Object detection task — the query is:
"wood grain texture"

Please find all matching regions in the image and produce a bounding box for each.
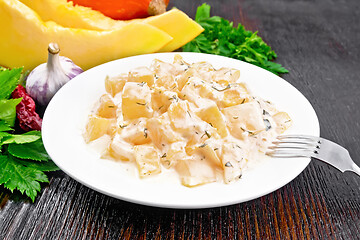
[1,0,360,239]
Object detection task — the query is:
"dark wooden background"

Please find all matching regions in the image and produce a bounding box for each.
[1,0,360,239]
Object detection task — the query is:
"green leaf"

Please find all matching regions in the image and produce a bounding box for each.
[263,60,289,74]
[15,159,59,172]
[182,40,200,52]
[0,120,13,132]
[195,3,211,21]
[0,132,12,149]
[183,3,289,75]
[2,133,40,145]
[8,138,50,161]
[18,70,30,87]
[23,130,41,136]
[0,155,12,185]
[0,155,48,201]
[0,67,22,100]
[0,98,22,127]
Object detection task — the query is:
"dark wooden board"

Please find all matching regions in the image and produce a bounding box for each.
[1,0,360,239]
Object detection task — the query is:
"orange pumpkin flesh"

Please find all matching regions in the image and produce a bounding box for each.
[70,0,169,20]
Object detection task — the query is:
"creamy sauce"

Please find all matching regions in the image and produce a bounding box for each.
[83,55,292,187]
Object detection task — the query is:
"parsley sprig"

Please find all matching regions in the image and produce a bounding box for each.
[0,68,59,201]
[183,3,289,75]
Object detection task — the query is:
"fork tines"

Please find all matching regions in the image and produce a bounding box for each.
[266,135,321,158]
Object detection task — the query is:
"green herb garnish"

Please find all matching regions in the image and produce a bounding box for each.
[199,143,207,148]
[136,102,147,106]
[201,130,211,139]
[212,84,231,92]
[0,68,59,202]
[144,128,148,138]
[183,3,289,75]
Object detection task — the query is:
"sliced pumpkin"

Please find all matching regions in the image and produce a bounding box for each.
[143,9,204,52]
[18,0,203,52]
[0,0,172,71]
[18,0,126,30]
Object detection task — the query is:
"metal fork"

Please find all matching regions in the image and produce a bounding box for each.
[266,135,360,176]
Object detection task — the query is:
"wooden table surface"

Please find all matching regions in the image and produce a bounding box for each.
[1,0,360,239]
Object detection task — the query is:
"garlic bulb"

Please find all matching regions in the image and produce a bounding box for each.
[26,43,83,106]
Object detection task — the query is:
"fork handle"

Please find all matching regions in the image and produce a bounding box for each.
[349,162,360,176]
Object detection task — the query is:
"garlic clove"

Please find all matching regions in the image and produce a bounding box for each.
[26,43,83,106]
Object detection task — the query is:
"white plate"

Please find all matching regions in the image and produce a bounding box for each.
[42,52,319,209]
